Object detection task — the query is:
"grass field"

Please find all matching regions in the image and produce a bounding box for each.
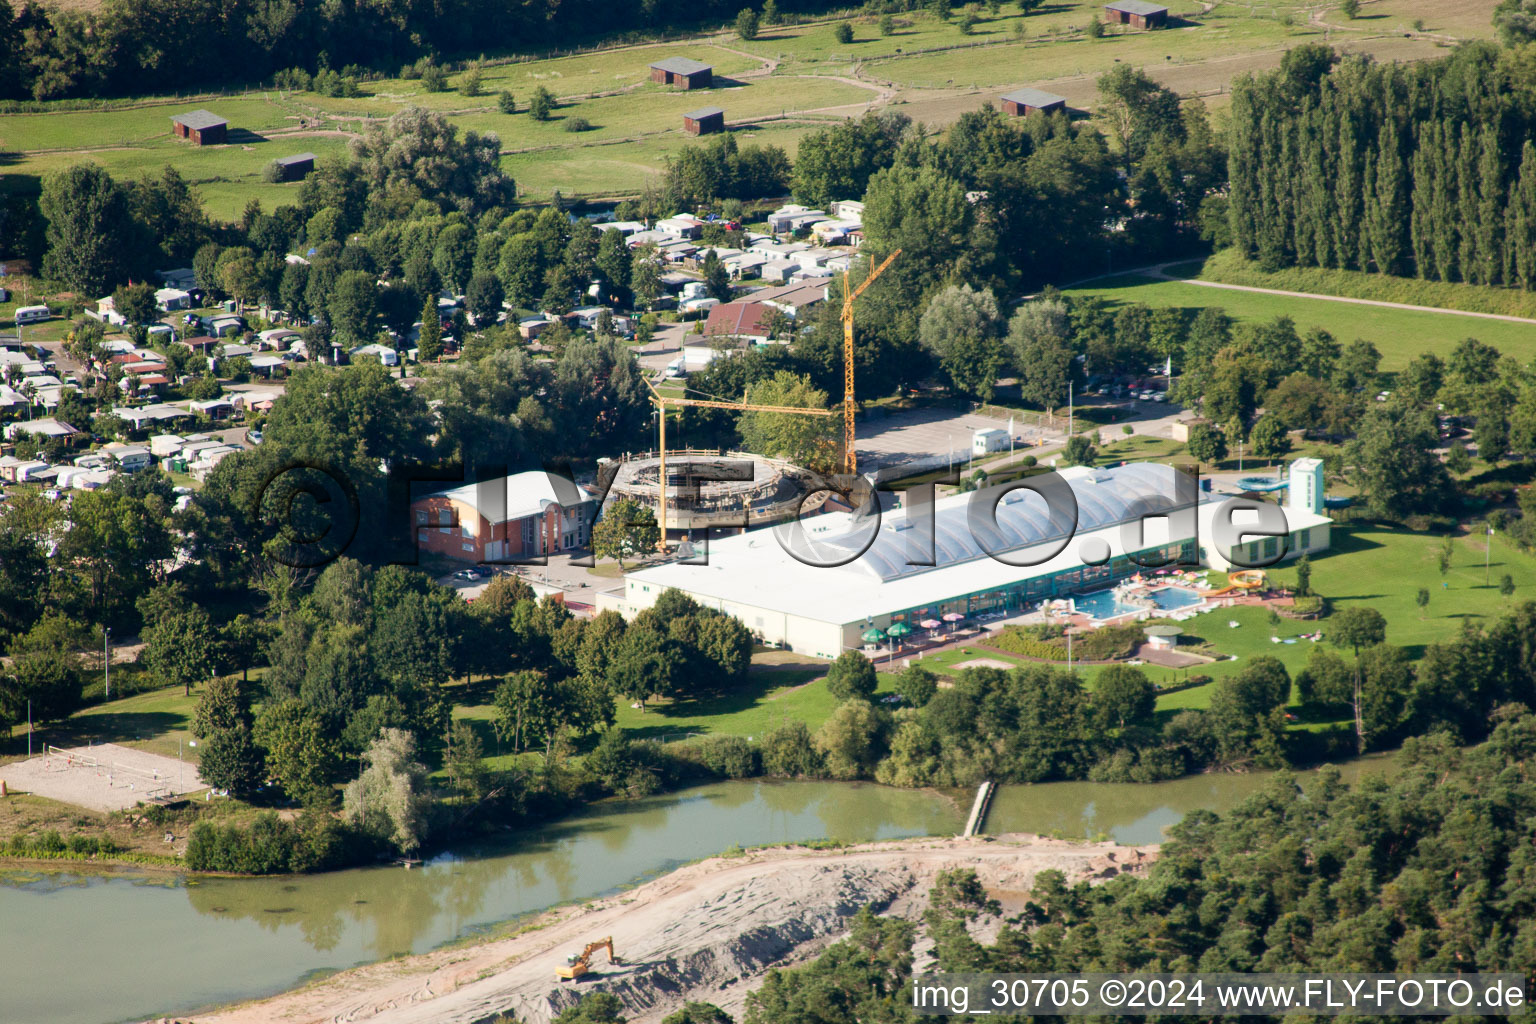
[0,0,1491,214]
[1064,270,1536,370]
[1318,0,1499,36]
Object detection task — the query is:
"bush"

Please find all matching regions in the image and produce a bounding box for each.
[564,117,592,132]
[261,160,284,184]
[826,650,877,701]
[991,623,1142,661]
[879,13,895,35]
[1087,18,1105,37]
[736,7,760,40]
[529,86,555,121]
[760,721,822,777]
[686,735,759,778]
[497,90,516,113]
[273,67,312,91]
[185,812,361,874]
[311,67,360,98]
[420,63,449,93]
[834,21,854,43]
[459,66,483,97]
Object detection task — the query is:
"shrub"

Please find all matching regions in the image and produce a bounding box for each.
[958,11,977,34]
[459,65,484,97]
[261,160,284,184]
[564,117,592,132]
[529,86,555,121]
[879,14,895,35]
[834,21,854,43]
[1087,18,1105,37]
[420,63,449,93]
[736,7,760,40]
[497,90,516,113]
[311,68,360,98]
[691,735,759,778]
[273,67,312,91]
[760,721,821,776]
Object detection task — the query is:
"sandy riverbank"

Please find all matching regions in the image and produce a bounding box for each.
[172,833,1155,1024]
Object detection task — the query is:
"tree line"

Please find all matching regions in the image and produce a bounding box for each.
[1228,40,1536,288]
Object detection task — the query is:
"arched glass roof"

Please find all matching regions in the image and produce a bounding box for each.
[819,463,1188,581]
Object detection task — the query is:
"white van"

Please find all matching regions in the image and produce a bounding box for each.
[14,305,50,325]
[680,297,719,316]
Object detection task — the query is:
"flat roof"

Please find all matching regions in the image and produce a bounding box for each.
[274,152,316,165]
[624,464,1332,626]
[1104,0,1168,14]
[1000,88,1068,108]
[650,57,712,75]
[172,110,227,130]
[685,106,725,119]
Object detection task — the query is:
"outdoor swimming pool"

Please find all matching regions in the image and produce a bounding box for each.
[1073,586,1204,621]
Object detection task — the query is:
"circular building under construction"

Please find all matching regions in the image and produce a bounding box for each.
[598,450,828,535]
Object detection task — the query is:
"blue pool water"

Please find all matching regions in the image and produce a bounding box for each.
[1073,590,1137,619]
[1149,586,1203,611]
[1074,586,1203,620]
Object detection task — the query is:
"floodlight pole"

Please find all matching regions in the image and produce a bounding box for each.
[1486,526,1494,586]
[104,626,111,700]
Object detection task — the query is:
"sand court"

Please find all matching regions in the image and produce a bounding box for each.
[0,743,206,812]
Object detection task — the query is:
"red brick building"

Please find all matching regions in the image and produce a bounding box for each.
[650,57,713,90]
[412,471,596,563]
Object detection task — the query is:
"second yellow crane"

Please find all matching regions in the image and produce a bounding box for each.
[839,248,900,475]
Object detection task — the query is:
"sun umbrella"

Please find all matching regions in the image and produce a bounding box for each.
[919,619,942,629]
[942,612,964,622]
[887,621,913,638]
[861,627,886,643]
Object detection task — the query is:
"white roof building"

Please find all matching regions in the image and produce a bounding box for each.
[599,462,1334,659]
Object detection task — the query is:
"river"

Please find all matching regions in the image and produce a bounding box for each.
[0,760,1391,1024]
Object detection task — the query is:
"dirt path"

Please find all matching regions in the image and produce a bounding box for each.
[184,833,1154,1024]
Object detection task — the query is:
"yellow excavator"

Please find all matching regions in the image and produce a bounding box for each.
[556,936,619,981]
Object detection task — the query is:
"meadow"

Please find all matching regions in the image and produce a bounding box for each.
[0,0,1495,216]
[1063,270,1536,369]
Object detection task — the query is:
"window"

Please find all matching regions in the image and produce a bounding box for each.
[415,510,427,525]
[462,542,475,552]
[1263,537,1279,559]
[437,508,451,526]
[1297,528,1311,550]
[461,525,473,539]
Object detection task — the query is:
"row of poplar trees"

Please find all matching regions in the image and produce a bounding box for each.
[1228,40,1536,289]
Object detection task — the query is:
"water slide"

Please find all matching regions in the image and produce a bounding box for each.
[1203,569,1267,597]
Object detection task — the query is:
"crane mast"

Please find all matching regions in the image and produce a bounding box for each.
[840,249,899,476]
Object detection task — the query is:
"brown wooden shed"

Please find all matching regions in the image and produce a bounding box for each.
[1103,0,1169,28]
[683,106,725,136]
[999,88,1068,117]
[273,152,316,181]
[649,57,713,90]
[171,110,228,146]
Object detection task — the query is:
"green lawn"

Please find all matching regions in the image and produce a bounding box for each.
[46,684,199,763]
[1064,271,1536,370]
[865,7,1311,90]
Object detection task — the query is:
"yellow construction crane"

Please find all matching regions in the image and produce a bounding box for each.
[556,936,619,981]
[644,380,835,550]
[840,249,900,475]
